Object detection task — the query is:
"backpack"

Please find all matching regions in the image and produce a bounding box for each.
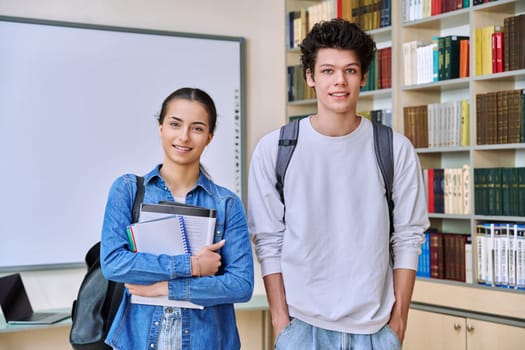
[69,176,145,350]
[275,119,394,234]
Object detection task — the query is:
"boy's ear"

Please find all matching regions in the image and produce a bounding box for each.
[360,73,367,87]
[305,68,315,87]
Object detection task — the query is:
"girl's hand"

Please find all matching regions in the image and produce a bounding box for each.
[125,281,168,297]
[191,240,225,277]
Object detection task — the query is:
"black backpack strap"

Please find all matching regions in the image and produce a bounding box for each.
[85,241,101,268]
[276,119,300,204]
[132,176,145,223]
[106,176,144,330]
[372,121,395,235]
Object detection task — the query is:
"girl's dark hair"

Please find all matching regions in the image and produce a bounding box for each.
[157,87,217,134]
[300,18,376,79]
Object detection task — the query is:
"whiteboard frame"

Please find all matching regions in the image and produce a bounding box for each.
[0,16,245,271]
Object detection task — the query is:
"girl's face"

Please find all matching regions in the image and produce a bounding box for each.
[159,98,213,168]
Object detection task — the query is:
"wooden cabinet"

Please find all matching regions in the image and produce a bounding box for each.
[405,308,525,350]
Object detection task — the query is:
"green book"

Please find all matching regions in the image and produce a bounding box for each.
[444,35,469,80]
[518,167,525,216]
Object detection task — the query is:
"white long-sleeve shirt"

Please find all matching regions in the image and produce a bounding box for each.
[248,117,429,334]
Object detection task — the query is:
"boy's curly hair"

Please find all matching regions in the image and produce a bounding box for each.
[300,18,376,79]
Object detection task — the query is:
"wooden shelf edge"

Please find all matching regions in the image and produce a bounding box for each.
[413,279,525,320]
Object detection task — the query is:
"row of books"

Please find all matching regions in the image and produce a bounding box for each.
[403,99,469,149]
[473,167,525,217]
[402,0,469,23]
[288,1,335,49]
[339,0,392,31]
[417,230,472,283]
[424,166,470,215]
[359,108,393,128]
[361,46,392,91]
[287,65,315,102]
[288,1,393,50]
[402,35,469,86]
[476,222,525,290]
[475,14,525,76]
[476,89,525,145]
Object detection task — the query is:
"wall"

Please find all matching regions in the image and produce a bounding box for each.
[0,0,285,348]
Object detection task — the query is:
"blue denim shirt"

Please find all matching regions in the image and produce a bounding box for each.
[100,165,254,350]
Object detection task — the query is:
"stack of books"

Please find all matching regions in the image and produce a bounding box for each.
[127,202,216,309]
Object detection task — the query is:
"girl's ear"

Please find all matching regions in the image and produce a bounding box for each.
[206,133,214,146]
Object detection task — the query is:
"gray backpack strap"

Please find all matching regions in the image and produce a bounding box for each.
[372,121,394,235]
[276,119,300,204]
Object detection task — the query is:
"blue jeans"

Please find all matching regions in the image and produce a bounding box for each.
[157,307,182,350]
[275,318,401,350]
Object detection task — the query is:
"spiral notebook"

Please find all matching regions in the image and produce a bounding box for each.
[126,203,216,309]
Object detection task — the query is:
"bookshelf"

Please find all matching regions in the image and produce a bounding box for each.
[285,0,525,345]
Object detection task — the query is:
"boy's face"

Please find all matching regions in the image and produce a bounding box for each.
[306,48,366,115]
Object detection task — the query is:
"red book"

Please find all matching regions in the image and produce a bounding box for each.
[336,0,342,18]
[427,168,435,213]
[492,31,504,73]
[434,0,443,15]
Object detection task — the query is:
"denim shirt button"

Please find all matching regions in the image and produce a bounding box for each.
[150,344,155,348]
[154,321,159,326]
[188,193,192,197]
[184,329,189,334]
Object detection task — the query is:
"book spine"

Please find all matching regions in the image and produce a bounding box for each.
[465,237,473,283]
[517,225,525,289]
[127,227,137,253]
[521,90,525,143]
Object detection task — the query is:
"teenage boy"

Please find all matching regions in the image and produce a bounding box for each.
[248,19,429,349]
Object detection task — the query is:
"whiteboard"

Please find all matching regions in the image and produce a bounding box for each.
[0,17,245,270]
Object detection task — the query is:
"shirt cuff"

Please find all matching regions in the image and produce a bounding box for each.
[260,256,282,277]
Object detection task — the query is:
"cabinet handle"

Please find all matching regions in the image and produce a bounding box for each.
[467,324,474,333]
[453,323,462,330]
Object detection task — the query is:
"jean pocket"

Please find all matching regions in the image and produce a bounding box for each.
[384,324,402,348]
[273,318,297,348]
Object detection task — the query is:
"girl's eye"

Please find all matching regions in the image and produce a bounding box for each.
[193,126,205,133]
[169,122,180,128]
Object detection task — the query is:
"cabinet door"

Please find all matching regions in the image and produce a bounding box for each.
[404,309,466,350]
[466,318,525,350]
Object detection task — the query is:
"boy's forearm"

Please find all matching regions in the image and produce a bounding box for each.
[390,268,417,342]
[263,272,290,336]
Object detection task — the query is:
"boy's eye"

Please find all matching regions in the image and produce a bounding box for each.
[346,68,357,74]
